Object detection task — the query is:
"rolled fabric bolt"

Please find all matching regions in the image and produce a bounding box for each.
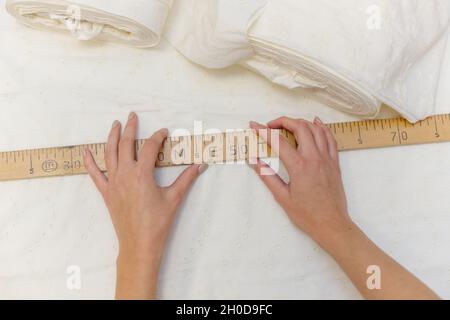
[166,0,450,122]
[5,0,173,47]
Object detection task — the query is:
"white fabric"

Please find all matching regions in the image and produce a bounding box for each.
[166,0,450,122]
[6,0,450,121]
[5,0,173,47]
[3,3,450,299]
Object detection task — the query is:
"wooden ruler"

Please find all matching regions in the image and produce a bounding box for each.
[1,114,450,182]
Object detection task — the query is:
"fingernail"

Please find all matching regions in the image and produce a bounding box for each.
[249,121,261,128]
[112,120,119,129]
[160,128,169,136]
[198,164,209,175]
[314,117,323,124]
[128,112,136,120]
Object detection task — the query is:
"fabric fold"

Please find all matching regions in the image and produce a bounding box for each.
[5,0,173,47]
[5,0,450,121]
[166,0,450,122]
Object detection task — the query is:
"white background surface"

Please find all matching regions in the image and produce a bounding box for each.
[1,2,450,299]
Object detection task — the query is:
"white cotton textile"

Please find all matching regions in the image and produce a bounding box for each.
[5,0,173,47]
[166,0,450,122]
[2,5,450,299]
[5,0,450,121]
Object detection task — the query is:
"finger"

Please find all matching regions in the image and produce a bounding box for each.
[119,112,138,164]
[83,147,108,197]
[319,121,339,161]
[311,117,329,156]
[268,117,319,157]
[105,120,121,175]
[139,128,169,172]
[167,164,208,205]
[249,159,289,204]
[249,121,298,171]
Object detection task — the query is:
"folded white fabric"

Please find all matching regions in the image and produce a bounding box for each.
[166,0,450,122]
[5,0,173,47]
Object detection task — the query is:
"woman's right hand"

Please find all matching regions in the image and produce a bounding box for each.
[249,117,354,249]
[250,117,439,300]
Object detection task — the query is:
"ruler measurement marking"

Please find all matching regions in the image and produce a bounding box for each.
[70,148,74,174]
[222,133,227,163]
[29,153,34,176]
[396,120,402,145]
[357,122,363,145]
[2,115,450,181]
[434,117,440,138]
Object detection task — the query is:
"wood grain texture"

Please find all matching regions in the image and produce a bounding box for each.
[1,115,450,181]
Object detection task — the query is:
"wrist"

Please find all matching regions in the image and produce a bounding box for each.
[314,218,362,254]
[116,250,162,280]
[115,251,162,300]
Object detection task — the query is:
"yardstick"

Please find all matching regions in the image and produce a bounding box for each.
[1,114,450,182]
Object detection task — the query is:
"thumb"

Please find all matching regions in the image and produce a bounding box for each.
[168,164,209,204]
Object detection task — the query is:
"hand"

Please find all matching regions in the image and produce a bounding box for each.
[249,117,352,249]
[83,112,208,299]
[250,117,439,300]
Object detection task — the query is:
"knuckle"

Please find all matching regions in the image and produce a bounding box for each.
[119,137,134,148]
[136,164,150,177]
[106,137,117,148]
[308,157,323,169]
[150,136,161,146]
[145,138,160,151]
[105,147,115,158]
[280,116,293,125]
[107,135,118,146]
[298,120,310,128]
[295,122,308,133]
[108,129,116,139]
